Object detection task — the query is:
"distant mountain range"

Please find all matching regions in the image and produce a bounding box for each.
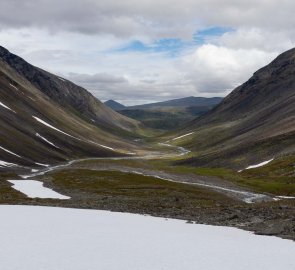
[0,46,143,168]
[126,96,223,110]
[104,97,223,130]
[171,47,295,168]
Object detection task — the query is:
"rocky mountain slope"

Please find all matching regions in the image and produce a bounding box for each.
[0,46,143,169]
[171,48,295,168]
[0,47,141,136]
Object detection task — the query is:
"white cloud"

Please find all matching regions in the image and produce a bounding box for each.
[219,28,295,52]
[0,1,295,104]
[1,1,295,39]
[181,44,277,94]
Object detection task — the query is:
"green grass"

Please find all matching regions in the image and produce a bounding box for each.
[0,172,30,203]
[50,169,235,208]
[73,156,295,196]
[169,165,295,196]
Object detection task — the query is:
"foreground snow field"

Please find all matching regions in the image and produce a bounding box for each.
[0,206,294,270]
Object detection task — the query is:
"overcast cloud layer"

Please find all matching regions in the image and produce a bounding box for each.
[1,0,295,105]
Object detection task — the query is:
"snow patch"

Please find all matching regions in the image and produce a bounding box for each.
[0,146,22,158]
[239,159,274,172]
[8,180,70,199]
[36,133,60,149]
[33,116,77,139]
[172,132,194,141]
[0,205,294,270]
[0,160,17,167]
[88,140,115,151]
[276,195,295,200]
[35,162,50,167]
[9,83,19,91]
[0,101,16,113]
[33,116,115,151]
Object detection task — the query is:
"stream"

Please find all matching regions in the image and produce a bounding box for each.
[13,142,283,203]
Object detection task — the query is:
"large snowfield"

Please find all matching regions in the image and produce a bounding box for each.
[0,205,294,270]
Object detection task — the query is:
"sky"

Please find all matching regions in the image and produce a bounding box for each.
[1,0,295,105]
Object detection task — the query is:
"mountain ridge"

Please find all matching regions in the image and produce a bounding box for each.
[0,46,140,135]
[0,46,144,169]
[171,47,295,168]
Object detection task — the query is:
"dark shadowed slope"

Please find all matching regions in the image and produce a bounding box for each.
[0,46,144,169]
[0,46,141,136]
[170,48,295,168]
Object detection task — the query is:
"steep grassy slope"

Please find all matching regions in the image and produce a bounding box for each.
[167,48,295,169]
[0,47,145,169]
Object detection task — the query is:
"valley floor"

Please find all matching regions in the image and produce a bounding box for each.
[0,142,295,240]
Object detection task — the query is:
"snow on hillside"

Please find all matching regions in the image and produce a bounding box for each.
[172,132,194,141]
[239,159,274,172]
[0,101,16,113]
[33,116,77,139]
[33,116,116,152]
[0,205,294,270]
[88,140,115,151]
[9,83,19,91]
[0,146,22,158]
[35,162,50,167]
[36,133,60,148]
[0,160,17,167]
[245,159,274,170]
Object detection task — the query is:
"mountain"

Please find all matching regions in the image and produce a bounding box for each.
[0,47,140,136]
[171,48,295,168]
[126,96,223,110]
[104,100,126,110]
[0,46,143,169]
[116,97,223,130]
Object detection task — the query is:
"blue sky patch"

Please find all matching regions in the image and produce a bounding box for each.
[193,27,233,45]
[112,26,233,56]
[114,38,192,57]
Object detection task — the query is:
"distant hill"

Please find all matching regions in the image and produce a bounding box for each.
[127,96,223,110]
[104,100,126,110]
[105,97,222,130]
[112,97,222,130]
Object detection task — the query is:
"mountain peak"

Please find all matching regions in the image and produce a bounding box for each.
[104,100,126,110]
